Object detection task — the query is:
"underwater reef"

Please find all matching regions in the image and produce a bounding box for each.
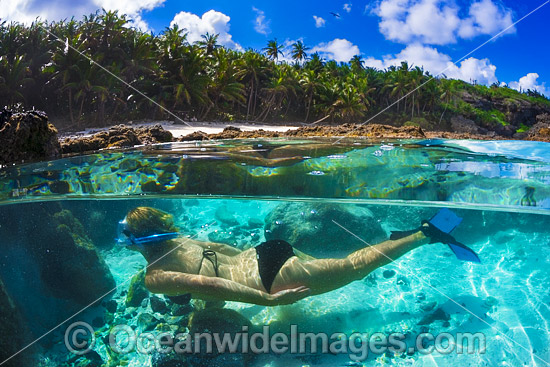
[0,278,30,367]
[0,203,116,364]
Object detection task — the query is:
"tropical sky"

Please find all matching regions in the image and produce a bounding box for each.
[1,0,548,96]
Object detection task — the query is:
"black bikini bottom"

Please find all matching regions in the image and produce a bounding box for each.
[255,239,296,293]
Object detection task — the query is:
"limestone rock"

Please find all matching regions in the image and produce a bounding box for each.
[61,124,173,154]
[0,109,60,164]
[450,116,485,135]
[527,113,550,142]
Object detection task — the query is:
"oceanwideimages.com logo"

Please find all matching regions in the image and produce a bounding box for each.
[65,322,486,361]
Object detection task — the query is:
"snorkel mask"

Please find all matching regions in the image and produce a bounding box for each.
[116,217,180,247]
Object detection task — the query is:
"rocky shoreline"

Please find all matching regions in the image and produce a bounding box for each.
[1,108,550,164]
[60,113,550,156]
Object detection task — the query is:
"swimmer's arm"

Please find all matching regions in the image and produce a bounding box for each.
[145,270,309,306]
[197,241,242,256]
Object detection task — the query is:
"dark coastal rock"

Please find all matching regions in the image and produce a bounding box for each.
[450,116,485,135]
[0,109,60,164]
[178,130,209,141]
[61,124,173,154]
[527,113,550,142]
[459,90,550,130]
[126,271,150,307]
[285,123,426,139]
[264,202,386,257]
[0,278,32,366]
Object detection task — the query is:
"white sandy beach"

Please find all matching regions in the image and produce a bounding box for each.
[59,121,301,139]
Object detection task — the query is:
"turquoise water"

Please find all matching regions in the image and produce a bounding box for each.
[0,138,549,366]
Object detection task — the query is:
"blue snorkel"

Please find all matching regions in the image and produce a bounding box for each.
[116,217,180,247]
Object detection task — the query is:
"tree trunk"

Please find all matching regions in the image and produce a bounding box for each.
[246,81,253,121]
[304,93,313,123]
[438,103,448,126]
[68,89,75,126]
[411,93,414,119]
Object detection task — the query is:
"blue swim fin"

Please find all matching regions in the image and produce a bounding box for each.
[447,241,481,263]
[425,208,480,263]
[428,208,462,234]
[390,209,480,263]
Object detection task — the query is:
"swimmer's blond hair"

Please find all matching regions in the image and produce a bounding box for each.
[126,207,177,238]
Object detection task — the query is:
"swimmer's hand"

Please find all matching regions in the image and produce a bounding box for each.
[269,286,311,305]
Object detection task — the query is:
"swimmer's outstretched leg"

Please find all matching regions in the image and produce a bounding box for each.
[271,230,429,295]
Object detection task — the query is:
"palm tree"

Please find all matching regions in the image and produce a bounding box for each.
[0,55,34,105]
[299,69,324,122]
[235,50,268,120]
[202,48,245,119]
[263,39,284,61]
[332,83,367,121]
[290,41,309,63]
[350,55,364,74]
[198,33,219,55]
[438,79,458,125]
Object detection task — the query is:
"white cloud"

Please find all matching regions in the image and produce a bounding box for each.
[313,15,326,28]
[252,7,271,35]
[170,10,241,50]
[459,0,515,38]
[364,44,497,85]
[0,0,164,31]
[509,73,549,96]
[373,0,515,45]
[343,3,352,13]
[311,38,360,62]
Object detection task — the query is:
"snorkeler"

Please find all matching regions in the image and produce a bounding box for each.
[118,207,479,306]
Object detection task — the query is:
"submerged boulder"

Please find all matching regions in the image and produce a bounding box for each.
[0,278,32,366]
[264,202,386,257]
[126,271,150,308]
[19,207,115,305]
[0,108,60,164]
[28,209,116,305]
[188,308,253,367]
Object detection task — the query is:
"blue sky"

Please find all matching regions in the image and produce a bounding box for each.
[1,0,549,95]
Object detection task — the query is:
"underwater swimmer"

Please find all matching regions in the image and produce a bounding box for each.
[118,207,479,306]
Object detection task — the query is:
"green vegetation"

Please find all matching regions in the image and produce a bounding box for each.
[1,10,548,129]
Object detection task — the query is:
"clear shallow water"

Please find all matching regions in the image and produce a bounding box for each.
[0,138,549,367]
